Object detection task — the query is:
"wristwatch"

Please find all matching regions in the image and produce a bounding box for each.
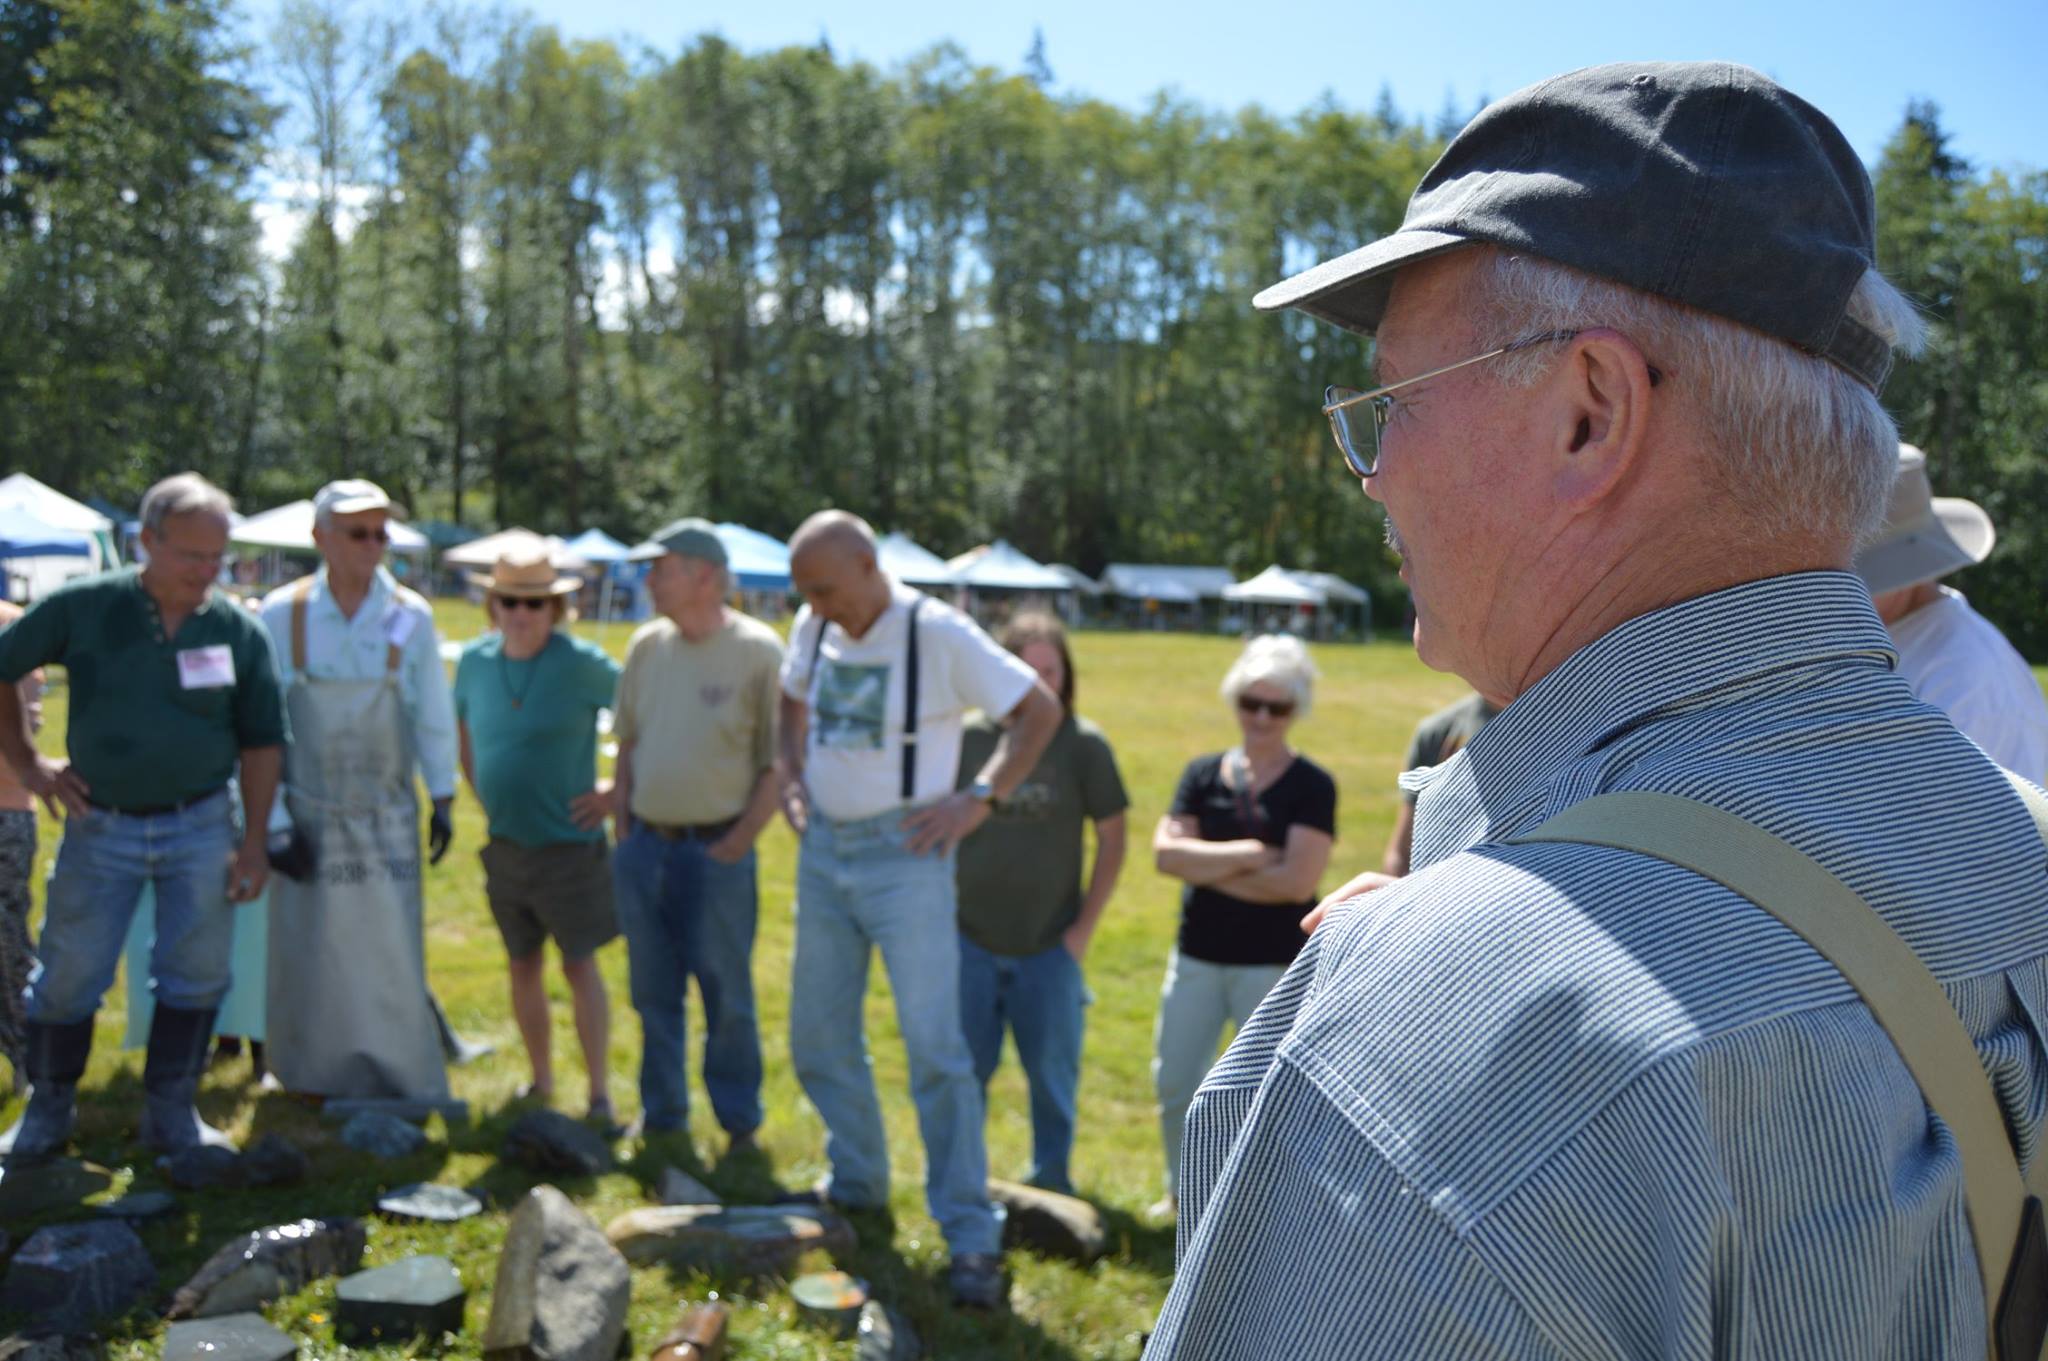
[967,779,1000,810]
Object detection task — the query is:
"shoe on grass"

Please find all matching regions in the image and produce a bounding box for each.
[947,1252,1007,1309]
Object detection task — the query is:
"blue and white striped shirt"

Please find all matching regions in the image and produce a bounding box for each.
[1148,572,2048,1359]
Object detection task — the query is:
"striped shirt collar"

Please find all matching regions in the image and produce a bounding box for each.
[1407,572,1899,856]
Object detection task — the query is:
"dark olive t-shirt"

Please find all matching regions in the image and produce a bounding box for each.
[1172,752,1337,967]
[955,712,1129,957]
[1400,693,1499,803]
[0,568,288,809]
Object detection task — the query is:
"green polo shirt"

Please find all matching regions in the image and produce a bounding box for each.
[0,567,288,810]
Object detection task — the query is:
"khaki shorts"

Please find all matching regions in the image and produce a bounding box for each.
[479,838,619,961]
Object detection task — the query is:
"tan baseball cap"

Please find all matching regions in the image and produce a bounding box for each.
[1853,445,1995,596]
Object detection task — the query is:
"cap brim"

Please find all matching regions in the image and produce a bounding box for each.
[625,541,666,562]
[324,494,391,516]
[1253,228,1476,334]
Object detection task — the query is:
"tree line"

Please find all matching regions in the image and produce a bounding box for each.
[2,0,2043,644]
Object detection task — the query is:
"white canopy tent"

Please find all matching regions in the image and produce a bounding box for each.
[439,528,586,571]
[877,531,955,586]
[1100,563,1234,602]
[1224,565,1329,607]
[1047,564,1102,595]
[0,472,118,597]
[230,499,430,554]
[945,540,1071,592]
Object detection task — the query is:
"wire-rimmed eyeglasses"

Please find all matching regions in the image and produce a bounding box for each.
[1323,329,1663,478]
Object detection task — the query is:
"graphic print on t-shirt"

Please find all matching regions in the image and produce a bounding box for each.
[814,658,890,750]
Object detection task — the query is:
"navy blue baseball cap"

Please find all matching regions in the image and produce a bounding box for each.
[1255,62,1895,391]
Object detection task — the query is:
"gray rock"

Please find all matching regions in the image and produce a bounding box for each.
[0,1336,105,1360]
[656,1166,721,1206]
[791,1271,867,1337]
[240,1133,310,1187]
[95,1190,178,1221]
[482,1184,629,1361]
[0,1221,154,1333]
[321,1097,470,1128]
[378,1182,484,1223]
[161,1313,298,1361]
[335,1255,465,1344]
[159,1144,243,1190]
[166,1217,367,1321]
[856,1300,922,1361]
[340,1111,427,1159]
[606,1204,856,1277]
[989,1178,1107,1263]
[0,1160,112,1217]
[502,1110,614,1177]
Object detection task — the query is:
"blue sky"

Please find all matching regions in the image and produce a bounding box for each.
[237,0,2042,172]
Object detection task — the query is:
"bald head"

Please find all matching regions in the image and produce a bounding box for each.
[789,510,877,567]
[790,508,893,639]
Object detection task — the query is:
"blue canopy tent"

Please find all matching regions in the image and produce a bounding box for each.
[561,528,638,620]
[714,523,791,593]
[0,504,96,559]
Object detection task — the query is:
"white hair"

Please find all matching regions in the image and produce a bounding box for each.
[1467,250,1926,545]
[1221,634,1319,718]
[140,472,233,534]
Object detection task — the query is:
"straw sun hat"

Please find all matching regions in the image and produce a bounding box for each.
[467,547,581,598]
[1853,445,1996,597]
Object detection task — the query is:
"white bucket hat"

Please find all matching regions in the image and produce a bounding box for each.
[1853,445,1995,596]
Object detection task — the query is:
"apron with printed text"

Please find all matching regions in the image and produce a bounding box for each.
[265,584,448,1099]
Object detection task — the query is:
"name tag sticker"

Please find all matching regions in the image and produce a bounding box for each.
[177,645,236,689]
[383,608,418,648]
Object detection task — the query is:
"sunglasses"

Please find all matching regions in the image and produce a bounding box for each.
[342,527,390,544]
[1237,696,1296,719]
[495,595,552,611]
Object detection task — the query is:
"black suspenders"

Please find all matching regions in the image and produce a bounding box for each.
[805,596,925,803]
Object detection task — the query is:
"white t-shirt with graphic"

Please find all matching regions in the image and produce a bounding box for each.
[781,581,1038,823]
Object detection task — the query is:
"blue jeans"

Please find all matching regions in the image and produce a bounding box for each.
[957,934,1087,1195]
[790,809,998,1257]
[28,791,238,1025]
[612,822,763,1135]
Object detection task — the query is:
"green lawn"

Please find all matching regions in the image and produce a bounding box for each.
[0,614,1468,1358]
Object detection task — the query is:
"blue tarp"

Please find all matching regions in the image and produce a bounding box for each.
[716,523,791,592]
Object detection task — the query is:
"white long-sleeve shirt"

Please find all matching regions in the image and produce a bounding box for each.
[258,565,459,806]
[1890,584,2048,784]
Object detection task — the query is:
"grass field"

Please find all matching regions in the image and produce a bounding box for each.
[0,611,1473,1359]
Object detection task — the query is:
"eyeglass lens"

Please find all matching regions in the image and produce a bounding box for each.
[497,595,549,611]
[1238,696,1296,718]
[345,527,390,543]
[1323,386,1383,478]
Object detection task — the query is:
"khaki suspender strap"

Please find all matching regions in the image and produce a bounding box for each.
[289,575,404,676]
[288,576,315,673]
[1509,788,2048,1353]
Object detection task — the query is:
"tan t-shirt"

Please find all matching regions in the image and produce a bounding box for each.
[0,600,43,813]
[615,609,783,825]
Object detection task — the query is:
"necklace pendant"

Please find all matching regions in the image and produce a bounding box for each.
[511,698,521,710]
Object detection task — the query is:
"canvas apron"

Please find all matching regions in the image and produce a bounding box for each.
[265,582,448,1099]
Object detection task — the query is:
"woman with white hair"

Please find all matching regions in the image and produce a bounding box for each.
[1148,633,1336,1219]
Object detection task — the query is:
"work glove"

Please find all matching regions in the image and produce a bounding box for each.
[266,827,316,883]
[428,804,454,866]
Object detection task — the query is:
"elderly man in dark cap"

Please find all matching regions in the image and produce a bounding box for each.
[1148,64,2048,1359]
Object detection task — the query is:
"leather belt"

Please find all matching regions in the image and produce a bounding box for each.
[642,817,738,843]
[89,787,228,818]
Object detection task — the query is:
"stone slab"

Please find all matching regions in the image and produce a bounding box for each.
[656,1166,721,1207]
[502,1109,615,1177]
[161,1313,299,1361]
[0,1160,112,1218]
[167,1217,367,1321]
[378,1182,483,1223]
[240,1133,310,1187]
[989,1178,1108,1263]
[340,1110,428,1159]
[606,1204,856,1276]
[95,1190,179,1221]
[159,1145,242,1191]
[0,1336,105,1360]
[482,1185,629,1361]
[0,1221,154,1333]
[335,1255,465,1344]
[791,1271,867,1337]
[855,1300,922,1361]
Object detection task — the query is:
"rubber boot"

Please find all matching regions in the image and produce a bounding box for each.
[139,1003,236,1153]
[0,1017,94,1163]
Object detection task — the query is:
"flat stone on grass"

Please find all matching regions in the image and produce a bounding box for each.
[989,1179,1108,1263]
[502,1110,614,1177]
[656,1166,721,1206]
[0,1160,112,1217]
[340,1111,428,1159]
[0,1221,154,1333]
[159,1145,242,1191]
[167,1218,367,1321]
[335,1255,465,1344]
[321,1097,470,1127]
[240,1134,310,1187]
[161,1313,298,1361]
[606,1204,856,1277]
[95,1190,178,1222]
[378,1182,483,1223]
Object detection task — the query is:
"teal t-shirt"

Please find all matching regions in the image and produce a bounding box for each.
[453,632,621,847]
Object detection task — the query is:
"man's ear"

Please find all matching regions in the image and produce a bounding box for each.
[1550,328,1657,507]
